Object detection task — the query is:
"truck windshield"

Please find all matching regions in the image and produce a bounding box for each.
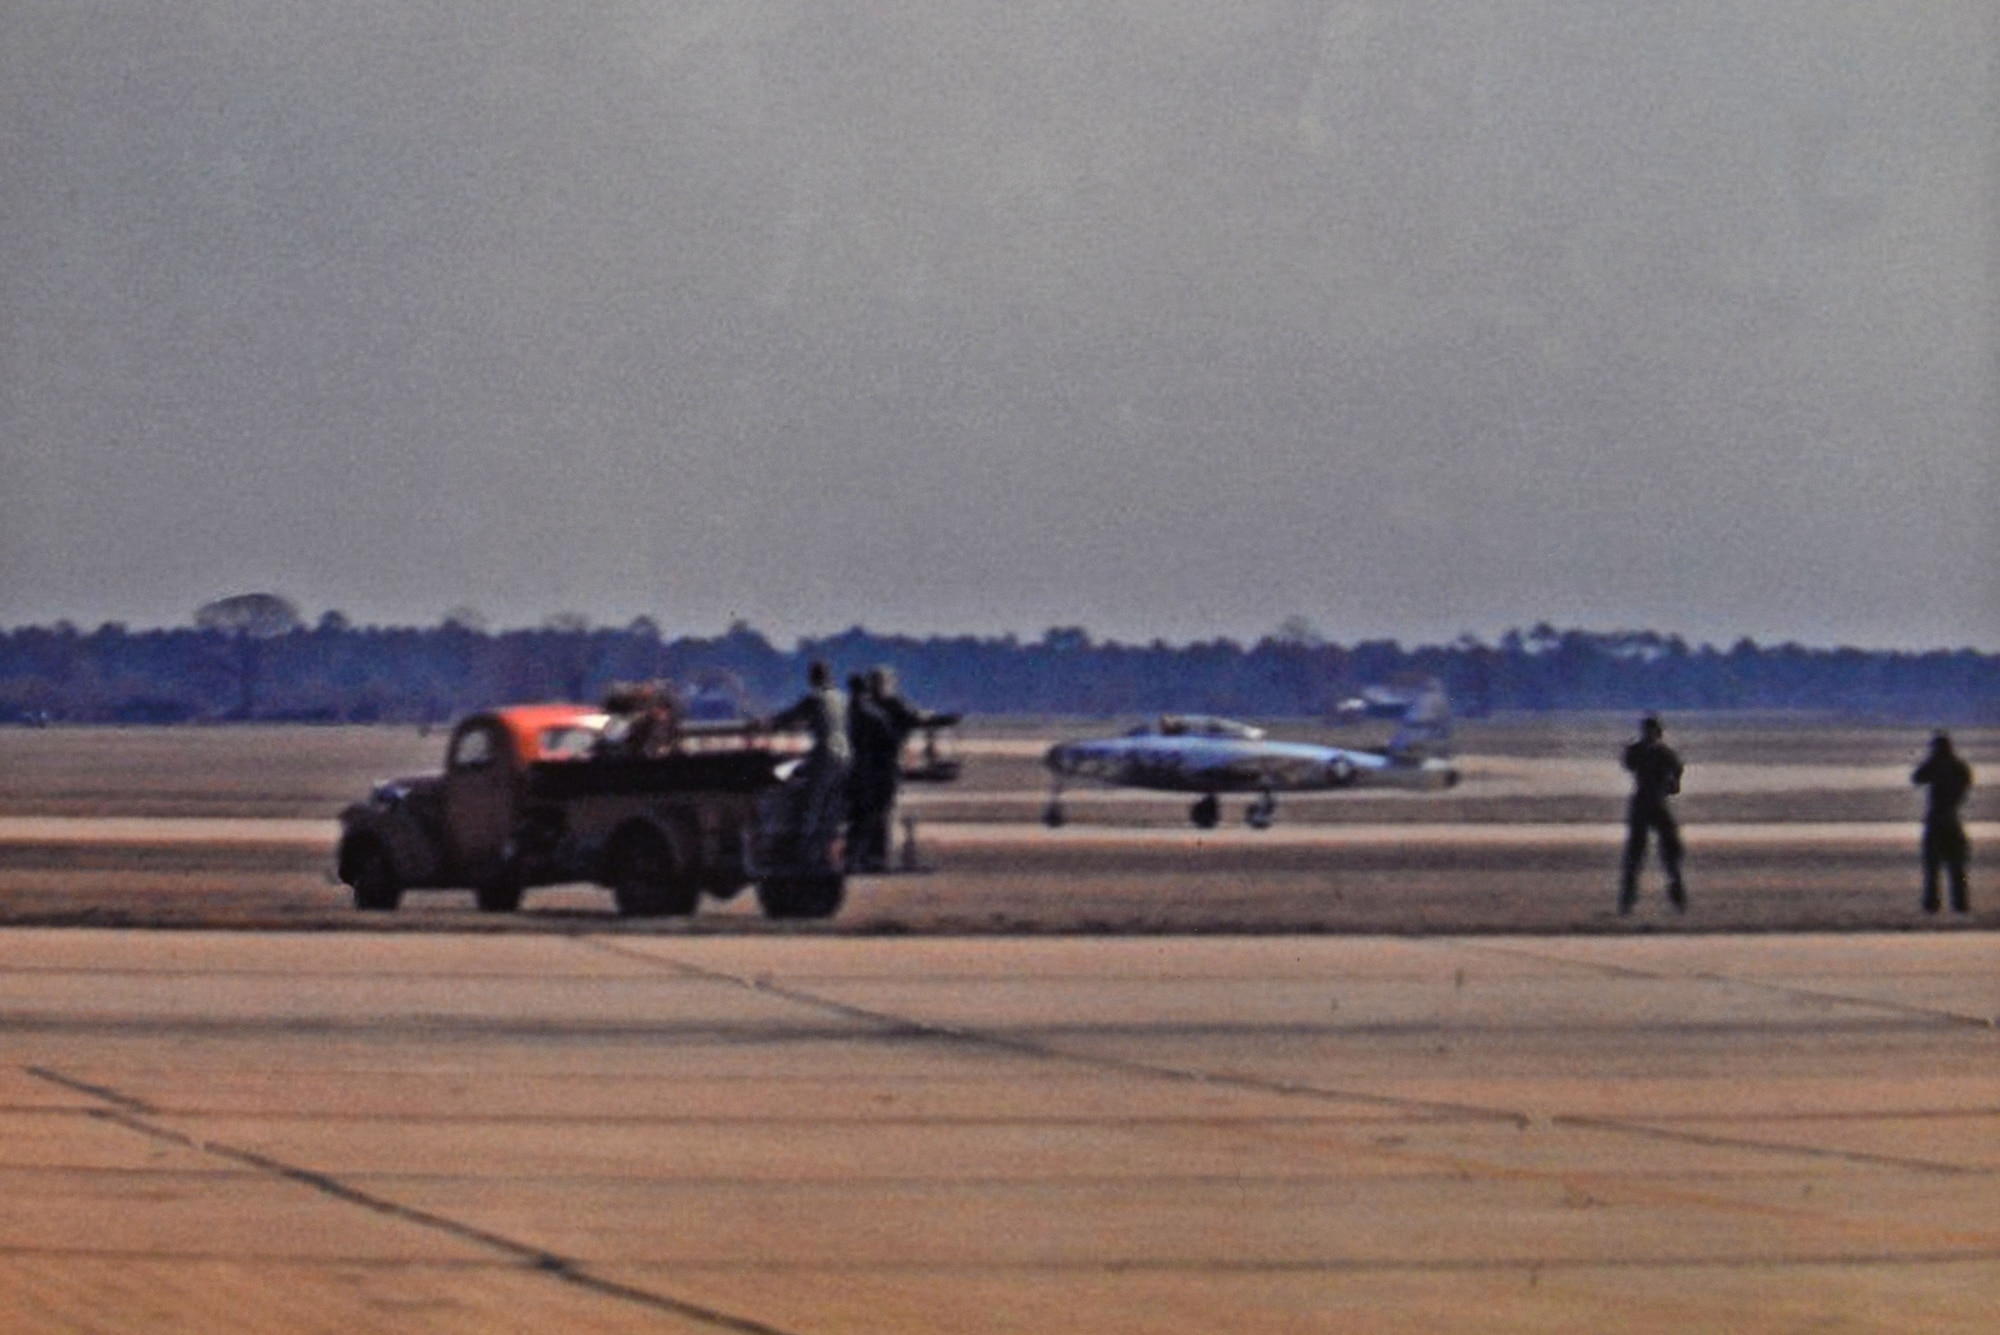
[539,725,603,761]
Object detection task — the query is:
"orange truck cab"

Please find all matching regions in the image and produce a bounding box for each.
[336,704,843,919]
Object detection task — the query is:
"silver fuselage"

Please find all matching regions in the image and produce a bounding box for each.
[1045,732,1458,795]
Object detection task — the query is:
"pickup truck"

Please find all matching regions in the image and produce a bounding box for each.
[334,703,844,919]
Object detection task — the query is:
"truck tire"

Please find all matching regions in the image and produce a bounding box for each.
[348,843,403,912]
[475,881,523,913]
[703,874,749,902]
[756,872,844,920]
[609,826,698,918]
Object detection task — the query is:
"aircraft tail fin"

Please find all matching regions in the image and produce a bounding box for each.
[1386,680,1453,762]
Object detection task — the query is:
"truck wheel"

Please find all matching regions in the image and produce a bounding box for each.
[349,844,403,912]
[475,881,523,913]
[609,828,698,918]
[703,874,750,903]
[757,873,844,920]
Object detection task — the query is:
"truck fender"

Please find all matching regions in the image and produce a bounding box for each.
[338,808,443,888]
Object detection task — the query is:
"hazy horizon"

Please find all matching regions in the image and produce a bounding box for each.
[4,2,1994,651]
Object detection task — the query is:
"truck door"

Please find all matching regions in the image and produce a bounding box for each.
[442,720,516,883]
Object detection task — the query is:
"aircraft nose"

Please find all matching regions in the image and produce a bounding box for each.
[1044,743,1074,773]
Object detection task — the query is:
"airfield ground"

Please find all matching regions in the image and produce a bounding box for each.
[0,716,1990,933]
[0,719,1993,1331]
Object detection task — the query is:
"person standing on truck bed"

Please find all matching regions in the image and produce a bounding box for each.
[768,659,850,869]
[600,681,679,758]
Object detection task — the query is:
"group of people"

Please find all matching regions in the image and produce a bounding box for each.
[768,659,949,874]
[1618,716,1976,915]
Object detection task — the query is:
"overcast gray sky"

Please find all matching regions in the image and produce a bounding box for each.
[3,1,1994,647]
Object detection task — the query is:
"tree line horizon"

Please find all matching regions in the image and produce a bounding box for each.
[1,595,1994,725]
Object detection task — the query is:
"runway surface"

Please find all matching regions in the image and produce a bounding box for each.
[2,929,1996,1332]
[6,814,1996,852]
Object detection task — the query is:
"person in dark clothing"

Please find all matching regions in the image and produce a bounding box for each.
[766,660,850,871]
[1620,715,1686,914]
[1912,731,1973,914]
[844,674,895,872]
[845,666,945,872]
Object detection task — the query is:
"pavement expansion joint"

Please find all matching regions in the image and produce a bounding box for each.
[23,1063,158,1115]
[1641,1106,2000,1124]
[14,1062,810,1335]
[1462,941,2000,1028]
[594,1249,2000,1277]
[1687,970,2000,1029]
[1552,1112,1987,1177]
[0,1244,515,1268]
[603,943,1537,1129]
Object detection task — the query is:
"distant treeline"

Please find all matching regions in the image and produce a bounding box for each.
[1,616,1995,725]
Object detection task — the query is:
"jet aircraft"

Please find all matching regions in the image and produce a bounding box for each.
[1042,685,1459,829]
[1332,682,1430,722]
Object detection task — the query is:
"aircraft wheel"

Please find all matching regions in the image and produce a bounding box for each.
[1042,800,1066,828]
[1246,795,1276,830]
[1190,795,1220,829]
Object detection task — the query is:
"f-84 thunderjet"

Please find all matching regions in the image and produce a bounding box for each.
[1042,687,1458,830]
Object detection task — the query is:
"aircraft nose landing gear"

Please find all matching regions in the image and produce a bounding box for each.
[1246,791,1276,830]
[1190,794,1220,829]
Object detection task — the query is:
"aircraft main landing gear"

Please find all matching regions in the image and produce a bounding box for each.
[1190,794,1220,829]
[1246,792,1276,830]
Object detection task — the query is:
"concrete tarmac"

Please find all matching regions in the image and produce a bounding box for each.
[2,930,1996,1332]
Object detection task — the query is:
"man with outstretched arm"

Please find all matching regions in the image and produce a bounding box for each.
[846,666,955,872]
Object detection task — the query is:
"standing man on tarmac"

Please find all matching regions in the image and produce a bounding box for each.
[767,660,850,871]
[1912,731,1973,914]
[846,666,952,873]
[1620,715,1686,914]
[844,674,894,872]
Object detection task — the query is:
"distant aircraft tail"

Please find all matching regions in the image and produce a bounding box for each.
[1385,681,1453,763]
